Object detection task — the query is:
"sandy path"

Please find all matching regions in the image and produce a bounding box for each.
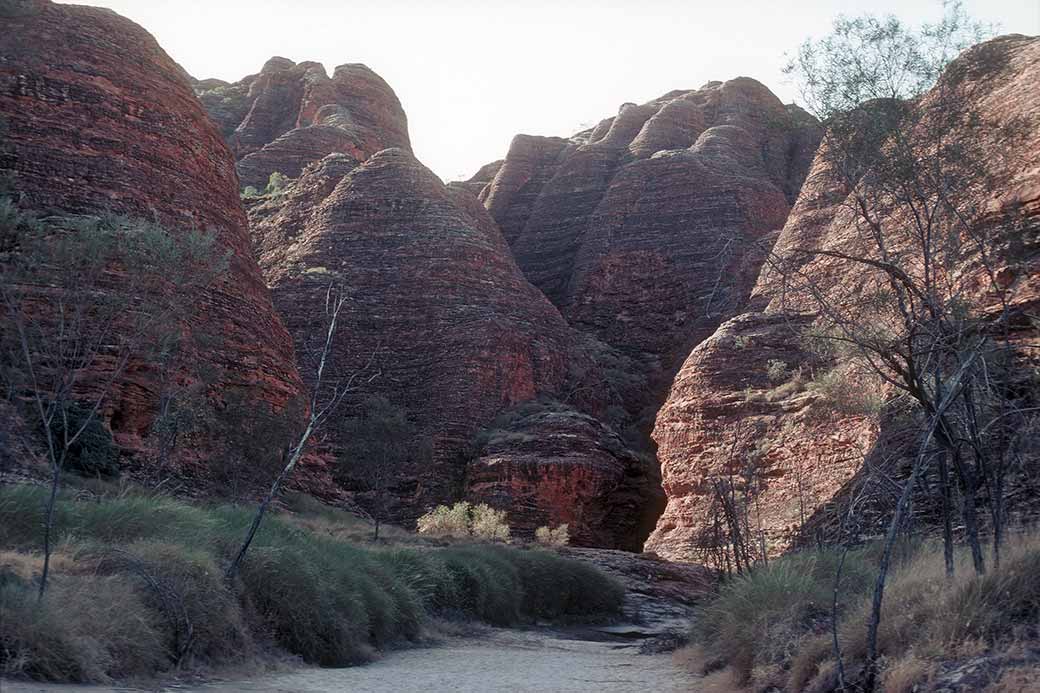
[1,629,698,693]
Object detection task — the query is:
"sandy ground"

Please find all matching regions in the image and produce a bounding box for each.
[0,629,700,693]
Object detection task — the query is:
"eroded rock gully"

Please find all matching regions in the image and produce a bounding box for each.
[457,77,822,547]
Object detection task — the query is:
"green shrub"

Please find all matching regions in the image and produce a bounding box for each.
[438,545,522,624]
[263,171,289,196]
[44,403,120,478]
[510,547,625,619]
[375,549,459,612]
[234,543,372,665]
[94,540,250,665]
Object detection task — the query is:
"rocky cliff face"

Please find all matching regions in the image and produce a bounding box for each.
[448,159,503,197]
[246,148,661,533]
[0,0,302,452]
[647,35,1040,560]
[466,400,664,550]
[455,80,821,546]
[193,58,410,189]
[475,80,822,447]
[482,79,820,364]
[192,55,666,546]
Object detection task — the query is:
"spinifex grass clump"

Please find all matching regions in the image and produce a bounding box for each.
[680,536,1040,692]
[0,485,624,683]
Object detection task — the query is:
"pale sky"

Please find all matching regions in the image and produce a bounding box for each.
[82,0,1038,182]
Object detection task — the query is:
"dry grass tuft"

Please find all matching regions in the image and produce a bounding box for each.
[1,573,167,682]
[882,653,936,693]
[989,665,1040,693]
[672,643,714,675]
[684,532,1040,691]
[788,634,833,692]
[803,660,840,693]
[697,668,744,693]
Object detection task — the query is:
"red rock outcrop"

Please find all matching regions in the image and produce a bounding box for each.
[482,79,820,328]
[247,148,656,524]
[465,401,664,550]
[0,1,302,453]
[647,35,1040,560]
[193,59,410,189]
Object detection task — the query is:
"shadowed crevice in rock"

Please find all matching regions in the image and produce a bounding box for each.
[466,78,823,548]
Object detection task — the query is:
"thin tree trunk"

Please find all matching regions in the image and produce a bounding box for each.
[225,446,299,582]
[950,447,985,575]
[937,450,955,578]
[864,411,943,692]
[832,545,849,691]
[37,458,62,602]
[225,286,347,583]
[991,469,1004,569]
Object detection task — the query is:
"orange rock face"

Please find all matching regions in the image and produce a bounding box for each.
[0,1,302,452]
[647,35,1040,560]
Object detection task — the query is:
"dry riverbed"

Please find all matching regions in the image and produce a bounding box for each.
[1,628,699,693]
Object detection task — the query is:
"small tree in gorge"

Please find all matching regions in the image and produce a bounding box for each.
[336,395,430,541]
[782,3,1037,688]
[225,284,365,581]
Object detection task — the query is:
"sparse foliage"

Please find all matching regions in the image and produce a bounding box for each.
[209,392,303,499]
[0,200,226,599]
[765,359,789,384]
[535,524,570,547]
[416,501,511,541]
[262,171,289,196]
[336,396,430,540]
[781,3,1036,688]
